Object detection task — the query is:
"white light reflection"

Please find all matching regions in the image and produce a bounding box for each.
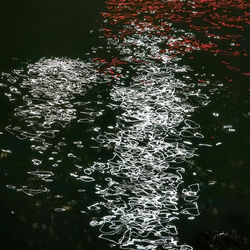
[2,58,99,195]
[87,24,206,249]
[0,10,209,250]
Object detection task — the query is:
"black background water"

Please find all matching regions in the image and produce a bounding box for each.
[0,0,105,66]
[0,0,249,249]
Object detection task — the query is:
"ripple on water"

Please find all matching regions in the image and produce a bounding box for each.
[84,25,205,250]
[70,0,226,248]
[0,0,220,248]
[1,57,103,198]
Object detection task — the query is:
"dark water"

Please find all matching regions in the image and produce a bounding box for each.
[0,0,249,249]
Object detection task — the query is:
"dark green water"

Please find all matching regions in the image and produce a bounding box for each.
[0,0,249,249]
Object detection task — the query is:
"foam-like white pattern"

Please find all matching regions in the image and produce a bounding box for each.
[88,29,203,249]
[2,58,99,195]
[1,18,206,250]
[4,57,98,148]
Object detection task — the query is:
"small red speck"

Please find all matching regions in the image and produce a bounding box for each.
[210,136,215,139]
[189,57,194,59]
[107,83,111,86]
[221,60,229,65]
[198,79,206,83]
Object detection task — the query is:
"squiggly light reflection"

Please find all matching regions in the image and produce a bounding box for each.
[87,28,204,249]
[2,58,99,195]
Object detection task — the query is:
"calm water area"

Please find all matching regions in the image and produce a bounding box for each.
[0,0,249,249]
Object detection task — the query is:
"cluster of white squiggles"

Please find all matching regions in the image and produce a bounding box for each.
[2,58,99,195]
[85,22,207,249]
[0,18,210,250]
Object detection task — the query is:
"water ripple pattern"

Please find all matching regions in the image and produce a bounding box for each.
[2,58,98,195]
[91,63,201,249]
[0,0,221,248]
[85,1,210,249]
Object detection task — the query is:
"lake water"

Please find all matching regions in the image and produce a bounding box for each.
[0,0,249,249]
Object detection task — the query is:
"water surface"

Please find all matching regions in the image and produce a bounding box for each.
[0,0,249,249]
